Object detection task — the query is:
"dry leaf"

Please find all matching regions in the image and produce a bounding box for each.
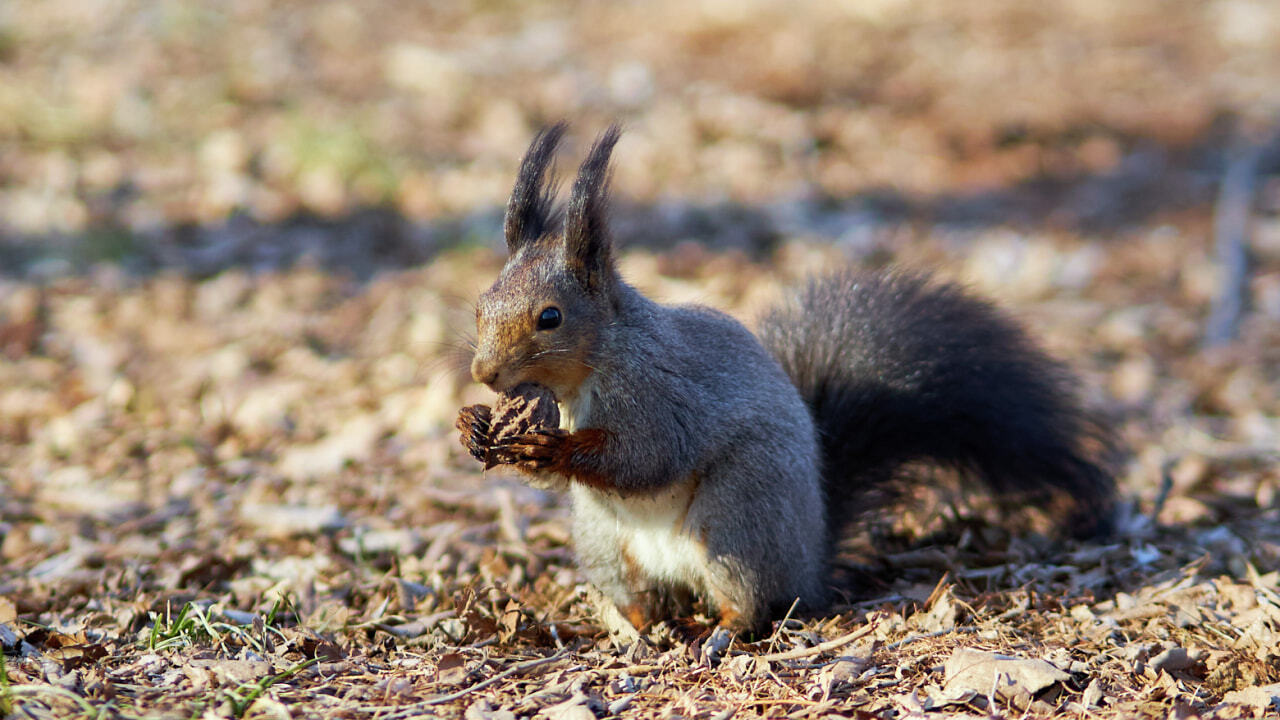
[538,696,597,720]
[1150,646,1202,674]
[0,623,19,649]
[1220,683,1280,712]
[0,596,16,625]
[436,653,469,686]
[912,583,957,633]
[188,658,271,686]
[467,699,518,720]
[943,648,1070,707]
[1082,678,1105,708]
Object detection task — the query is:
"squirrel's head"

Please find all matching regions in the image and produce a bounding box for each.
[471,124,621,399]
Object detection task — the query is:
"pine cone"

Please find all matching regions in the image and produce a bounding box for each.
[484,383,560,469]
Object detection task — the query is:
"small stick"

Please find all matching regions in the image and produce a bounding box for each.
[376,649,569,717]
[754,622,876,662]
[882,625,981,651]
[765,597,802,656]
[603,663,664,677]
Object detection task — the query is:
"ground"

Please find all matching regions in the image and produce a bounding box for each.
[2,1,1280,719]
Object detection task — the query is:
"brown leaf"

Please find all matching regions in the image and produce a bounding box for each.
[436,652,469,686]
[1220,683,1280,711]
[943,648,1070,708]
[499,598,521,643]
[467,699,518,720]
[911,583,957,633]
[537,695,597,720]
[183,664,212,692]
[188,658,271,686]
[1081,678,1104,708]
[41,630,109,670]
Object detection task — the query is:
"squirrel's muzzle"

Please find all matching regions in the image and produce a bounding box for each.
[470,353,503,389]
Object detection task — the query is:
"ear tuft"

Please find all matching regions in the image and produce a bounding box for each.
[565,125,621,294]
[504,123,567,253]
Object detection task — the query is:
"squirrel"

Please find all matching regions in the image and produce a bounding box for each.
[455,124,1116,638]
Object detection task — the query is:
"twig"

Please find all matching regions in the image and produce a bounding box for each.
[882,625,980,651]
[753,622,876,662]
[1204,140,1263,348]
[765,597,801,656]
[787,698,841,719]
[738,698,820,711]
[374,649,569,717]
[602,663,664,677]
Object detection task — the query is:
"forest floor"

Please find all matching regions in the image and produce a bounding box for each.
[3,1,1280,718]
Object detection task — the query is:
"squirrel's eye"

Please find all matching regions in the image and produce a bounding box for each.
[537,306,563,330]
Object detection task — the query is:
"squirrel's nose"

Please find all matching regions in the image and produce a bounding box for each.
[471,356,501,388]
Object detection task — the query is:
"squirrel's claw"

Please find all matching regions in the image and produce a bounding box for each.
[489,428,567,471]
[455,404,493,463]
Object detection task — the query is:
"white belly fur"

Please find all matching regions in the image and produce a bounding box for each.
[573,482,706,588]
[562,374,706,589]
[557,374,596,433]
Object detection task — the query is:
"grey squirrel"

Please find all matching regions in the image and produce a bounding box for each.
[456,124,1115,637]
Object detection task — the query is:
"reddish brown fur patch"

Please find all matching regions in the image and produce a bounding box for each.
[525,354,593,402]
[547,428,615,489]
[618,544,652,629]
[692,526,758,635]
[708,585,751,634]
[715,605,744,631]
[621,602,652,631]
[619,542,643,587]
[674,472,701,531]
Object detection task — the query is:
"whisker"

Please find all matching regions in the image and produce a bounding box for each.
[514,348,613,382]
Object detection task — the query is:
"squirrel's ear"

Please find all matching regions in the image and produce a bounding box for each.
[504,123,566,254]
[564,125,621,295]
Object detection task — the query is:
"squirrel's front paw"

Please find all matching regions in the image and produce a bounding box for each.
[455,404,493,463]
[488,428,568,473]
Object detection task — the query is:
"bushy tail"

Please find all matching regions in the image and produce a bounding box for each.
[758,270,1115,538]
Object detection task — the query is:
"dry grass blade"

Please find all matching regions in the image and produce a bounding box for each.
[754,623,877,662]
[375,650,570,718]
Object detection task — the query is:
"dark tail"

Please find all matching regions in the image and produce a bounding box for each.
[758,270,1116,538]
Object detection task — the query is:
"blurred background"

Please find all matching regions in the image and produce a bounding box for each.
[2,1,1280,712]
[4,0,1280,271]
